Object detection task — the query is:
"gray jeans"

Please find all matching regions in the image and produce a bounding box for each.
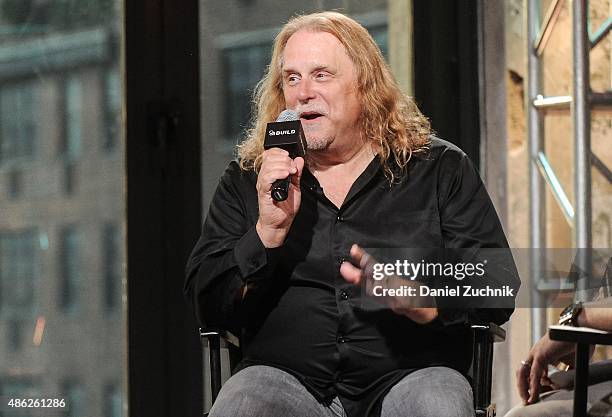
[208,365,474,417]
[504,380,612,417]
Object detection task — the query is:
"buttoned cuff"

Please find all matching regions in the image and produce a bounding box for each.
[234,226,283,282]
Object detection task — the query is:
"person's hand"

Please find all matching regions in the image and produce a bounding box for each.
[339,244,438,324]
[255,149,304,248]
[516,333,575,405]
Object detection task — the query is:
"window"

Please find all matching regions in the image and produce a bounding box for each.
[199,4,390,412]
[220,24,387,144]
[7,169,23,199]
[63,162,77,195]
[62,75,83,160]
[104,382,123,417]
[222,43,271,142]
[58,226,79,313]
[0,82,37,163]
[61,379,83,417]
[61,75,82,194]
[369,25,389,58]
[7,319,24,351]
[103,67,121,151]
[0,1,124,416]
[0,230,36,316]
[103,223,121,311]
[0,231,35,352]
[0,378,37,417]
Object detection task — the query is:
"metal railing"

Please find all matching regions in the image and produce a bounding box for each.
[527,0,612,344]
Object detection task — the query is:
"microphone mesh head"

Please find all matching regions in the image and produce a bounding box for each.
[276,109,299,122]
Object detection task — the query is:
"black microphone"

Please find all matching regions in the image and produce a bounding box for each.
[263,110,307,201]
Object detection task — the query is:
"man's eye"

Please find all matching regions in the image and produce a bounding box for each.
[287,75,299,85]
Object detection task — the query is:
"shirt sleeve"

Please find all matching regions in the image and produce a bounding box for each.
[184,161,283,329]
[436,147,521,326]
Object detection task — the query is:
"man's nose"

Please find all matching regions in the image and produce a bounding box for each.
[297,78,316,103]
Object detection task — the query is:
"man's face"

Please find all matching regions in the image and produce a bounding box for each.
[281,30,362,151]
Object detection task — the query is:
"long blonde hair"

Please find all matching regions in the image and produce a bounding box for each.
[237,11,431,182]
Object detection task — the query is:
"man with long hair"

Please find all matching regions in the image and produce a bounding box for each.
[186,11,516,417]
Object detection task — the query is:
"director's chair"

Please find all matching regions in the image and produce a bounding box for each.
[200,322,506,417]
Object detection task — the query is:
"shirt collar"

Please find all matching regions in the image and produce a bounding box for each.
[301,156,384,208]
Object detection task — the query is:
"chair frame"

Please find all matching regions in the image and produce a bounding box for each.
[549,325,612,417]
[200,322,506,417]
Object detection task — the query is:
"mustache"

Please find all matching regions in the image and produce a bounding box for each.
[294,105,328,117]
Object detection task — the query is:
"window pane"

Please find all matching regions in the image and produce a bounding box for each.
[0,230,36,314]
[0,1,125,416]
[199,1,388,410]
[59,225,79,312]
[104,68,121,151]
[199,1,388,213]
[104,382,122,417]
[0,379,38,417]
[103,223,121,311]
[61,380,83,417]
[0,82,37,163]
[63,75,83,160]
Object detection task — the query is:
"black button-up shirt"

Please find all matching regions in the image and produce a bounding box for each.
[185,137,519,417]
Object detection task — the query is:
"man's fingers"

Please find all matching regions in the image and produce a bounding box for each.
[343,244,378,286]
[528,361,544,404]
[291,157,304,187]
[262,154,291,164]
[294,157,305,175]
[340,260,362,284]
[260,150,295,176]
[257,171,292,195]
[261,169,292,183]
[516,364,530,404]
[350,244,364,262]
[350,244,374,270]
[262,148,289,157]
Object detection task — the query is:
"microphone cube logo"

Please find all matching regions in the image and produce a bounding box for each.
[268,129,296,136]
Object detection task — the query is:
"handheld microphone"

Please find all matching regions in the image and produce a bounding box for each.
[263,110,307,201]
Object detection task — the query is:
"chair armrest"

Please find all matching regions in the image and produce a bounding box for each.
[199,328,242,407]
[469,322,505,413]
[199,328,240,348]
[549,325,612,345]
[471,322,506,343]
[548,325,612,417]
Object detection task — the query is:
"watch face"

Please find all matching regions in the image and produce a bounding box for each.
[560,305,574,320]
[559,302,582,326]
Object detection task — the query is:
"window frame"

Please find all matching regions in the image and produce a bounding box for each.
[125,0,203,416]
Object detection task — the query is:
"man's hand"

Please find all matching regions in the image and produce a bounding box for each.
[516,333,575,405]
[255,149,305,248]
[339,244,439,324]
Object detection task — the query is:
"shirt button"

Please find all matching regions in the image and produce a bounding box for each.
[339,290,349,300]
[338,257,346,265]
[336,214,344,222]
[337,335,348,343]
